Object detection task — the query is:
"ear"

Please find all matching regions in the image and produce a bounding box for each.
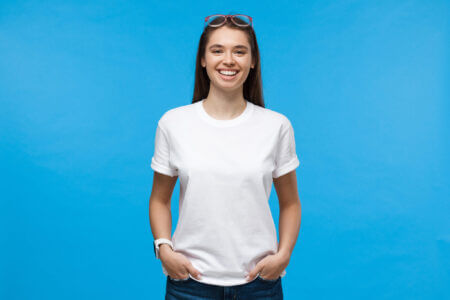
[201,58,206,68]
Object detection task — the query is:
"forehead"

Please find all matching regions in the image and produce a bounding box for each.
[207,27,250,48]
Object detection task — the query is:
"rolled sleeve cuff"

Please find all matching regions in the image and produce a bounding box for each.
[272,156,300,178]
[151,157,178,177]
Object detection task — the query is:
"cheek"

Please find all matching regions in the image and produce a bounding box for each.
[237,57,252,67]
[206,54,220,63]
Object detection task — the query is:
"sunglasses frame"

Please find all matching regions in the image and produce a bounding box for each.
[204,14,253,29]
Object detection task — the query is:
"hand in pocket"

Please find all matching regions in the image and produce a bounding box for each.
[160,247,202,280]
[246,252,289,282]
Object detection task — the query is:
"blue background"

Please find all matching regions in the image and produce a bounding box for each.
[1,0,449,299]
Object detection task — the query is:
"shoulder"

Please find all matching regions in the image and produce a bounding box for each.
[252,103,292,129]
[157,102,197,130]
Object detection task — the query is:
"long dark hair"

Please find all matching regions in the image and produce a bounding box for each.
[191,17,265,108]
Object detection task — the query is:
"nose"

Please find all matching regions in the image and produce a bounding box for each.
[223,51,235,65]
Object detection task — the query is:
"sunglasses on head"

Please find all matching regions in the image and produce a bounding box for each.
[204,14,253,29]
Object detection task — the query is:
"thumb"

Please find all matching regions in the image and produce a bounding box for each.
[246,263,263,281]
[185,261,202,279]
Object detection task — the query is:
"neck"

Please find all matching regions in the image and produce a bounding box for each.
[203,86,247,120]
[206,83,245,104]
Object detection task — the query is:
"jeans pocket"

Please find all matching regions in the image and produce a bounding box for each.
[257,275,280,282]
[168,275,190,282]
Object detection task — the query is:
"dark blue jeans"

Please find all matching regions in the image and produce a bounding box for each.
[165,275,283,300]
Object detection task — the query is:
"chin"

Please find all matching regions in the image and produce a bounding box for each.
[214,82,242,91]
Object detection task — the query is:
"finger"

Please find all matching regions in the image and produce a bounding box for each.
[246,265,263,281]
[185,262,202,279]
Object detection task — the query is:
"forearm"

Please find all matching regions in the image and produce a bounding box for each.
[277,201,301,260]
[149,198,173,241]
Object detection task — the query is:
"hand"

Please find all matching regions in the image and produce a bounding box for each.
[160,245,202,280]
[245,252,290,282]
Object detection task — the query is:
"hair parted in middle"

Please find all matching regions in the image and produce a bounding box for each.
[192,14,265,108]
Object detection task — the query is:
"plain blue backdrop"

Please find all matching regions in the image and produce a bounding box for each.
[1,0,449,299]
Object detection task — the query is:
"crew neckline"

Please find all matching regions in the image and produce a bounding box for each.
[196,98,254,127]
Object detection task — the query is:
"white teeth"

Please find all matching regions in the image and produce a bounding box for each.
[218,70,237,76]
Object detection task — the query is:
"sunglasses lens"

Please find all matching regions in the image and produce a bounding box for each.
[206,15,226,27]
[232,15,251,26]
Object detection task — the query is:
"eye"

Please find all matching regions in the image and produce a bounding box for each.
[236,51,246,54]
[212,49,222,53]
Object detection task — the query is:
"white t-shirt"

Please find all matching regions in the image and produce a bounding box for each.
[151,99,300,286]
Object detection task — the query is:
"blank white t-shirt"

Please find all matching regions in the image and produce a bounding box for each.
[151,99,300,286]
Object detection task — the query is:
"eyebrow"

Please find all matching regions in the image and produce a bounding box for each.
[209,44,249,50]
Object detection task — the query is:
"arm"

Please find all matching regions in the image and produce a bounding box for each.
[273,170,302,262]
[149,171,178,254]
[245,170,301,281]
[149,171,203,279]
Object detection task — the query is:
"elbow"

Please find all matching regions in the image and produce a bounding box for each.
[279,196,301,209]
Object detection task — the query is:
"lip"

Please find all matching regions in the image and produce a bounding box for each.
[216,69,239,81]
[217,69,240,72]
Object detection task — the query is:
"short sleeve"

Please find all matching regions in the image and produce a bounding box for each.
[272,118,300,178]
[151,123,178,177]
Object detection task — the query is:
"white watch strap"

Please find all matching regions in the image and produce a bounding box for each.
[155,238,173,259]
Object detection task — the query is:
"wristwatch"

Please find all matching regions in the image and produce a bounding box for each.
[153,238,173,259]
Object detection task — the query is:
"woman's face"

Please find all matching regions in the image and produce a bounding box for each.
[201,26,254,92]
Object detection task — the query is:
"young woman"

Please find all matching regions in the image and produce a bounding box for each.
[149,14,302,299]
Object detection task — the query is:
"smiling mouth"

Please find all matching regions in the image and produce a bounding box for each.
[217,69,239,80]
